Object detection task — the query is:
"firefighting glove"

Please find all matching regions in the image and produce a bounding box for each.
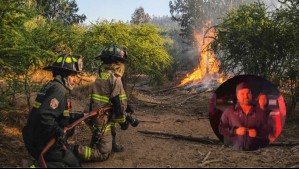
[110,95,121,117]
[69,113,84,124]
[55,126,65,138]
[119,121,129,130]
[55,127,67,144]
[126,115,139,127]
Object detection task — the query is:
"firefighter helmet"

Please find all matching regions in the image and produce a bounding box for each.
[43,54,82,74]
[96,45,127,64]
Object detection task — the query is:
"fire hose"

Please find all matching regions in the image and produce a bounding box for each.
[38,106,111,168]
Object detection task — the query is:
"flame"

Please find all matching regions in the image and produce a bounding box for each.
[179,21,223,87]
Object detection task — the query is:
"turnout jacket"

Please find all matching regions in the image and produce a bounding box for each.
[89,69,127,125]
[22,75,72,158]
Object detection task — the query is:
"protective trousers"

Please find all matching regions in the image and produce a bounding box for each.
[111,124,125,152]
[44,145,81,167]
[76,132,112,162]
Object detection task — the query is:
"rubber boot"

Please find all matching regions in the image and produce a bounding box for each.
[22,159,38,168]
[112,135,124,152]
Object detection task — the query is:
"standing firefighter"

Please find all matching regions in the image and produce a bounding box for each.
[74,45,139,162]
[22,54,81,167]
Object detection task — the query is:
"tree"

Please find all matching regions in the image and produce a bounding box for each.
[210,1,299,115]
[128,24,172,85]
[0,0,77,109]
[0,0,42,108]
[34,0,86,24]
[211,2,280,76]
[275,0,299,115]
[169,0,256,45]
[130,7,151,25]
[25,18,79,64]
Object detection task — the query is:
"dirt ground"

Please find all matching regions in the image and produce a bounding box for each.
[1,78,299,168]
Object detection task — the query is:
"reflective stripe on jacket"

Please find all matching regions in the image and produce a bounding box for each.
[90,70,127,123]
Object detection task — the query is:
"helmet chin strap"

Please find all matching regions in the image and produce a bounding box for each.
[64,76,75,90]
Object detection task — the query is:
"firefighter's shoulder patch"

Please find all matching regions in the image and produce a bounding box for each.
[50,98,59,109]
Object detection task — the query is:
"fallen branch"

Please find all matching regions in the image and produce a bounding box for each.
[131,101,160,107]
[198,159,224,167]
[140,100,162,105]
[291,145,299,152]
[135,88,152,93]
[290,164,299,168]
[197,117,209,120]
[177,94,201,105]
[138,130,221,145]
[138,120,161,124]
[132,89,208,107]
[176,89,208,105]
[202,151,211,163]
[159,94,188,101]
[144,135,172,140]
[153,86,183,93]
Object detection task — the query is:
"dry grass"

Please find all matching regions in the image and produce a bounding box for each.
[73,73,96,101]
[78,73,96,86]
[30,70,97,86]
[29,69,53,84]
[1,124,21,137]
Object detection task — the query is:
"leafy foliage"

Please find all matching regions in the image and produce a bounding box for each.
[35,0,86,25]
[75,21,172,85]
[0,0,44,108]
[210,1,299,115]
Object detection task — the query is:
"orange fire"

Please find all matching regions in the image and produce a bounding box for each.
[179,21,224,87]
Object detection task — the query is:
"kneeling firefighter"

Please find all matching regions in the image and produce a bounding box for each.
[74,45,139,162]
[22,54,82,167]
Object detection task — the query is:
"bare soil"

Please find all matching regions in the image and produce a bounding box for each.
[1,78,299,168]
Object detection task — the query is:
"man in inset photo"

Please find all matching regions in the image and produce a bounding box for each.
[218,82,269,151]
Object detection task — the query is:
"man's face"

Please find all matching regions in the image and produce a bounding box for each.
[258,94,268,108]
[236,88,252,105]
[67,73,78,90]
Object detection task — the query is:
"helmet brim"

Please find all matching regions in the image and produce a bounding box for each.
[96,54,127,63]
[43,66,83,74]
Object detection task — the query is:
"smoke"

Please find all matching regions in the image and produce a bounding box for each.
[183,74,222,91]
[263,0,280,8]
[174,44,199,71]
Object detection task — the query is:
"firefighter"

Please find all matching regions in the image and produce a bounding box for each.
[22,54,82,167]
[74,45,131,162]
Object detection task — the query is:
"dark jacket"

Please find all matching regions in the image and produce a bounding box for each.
[257,106,278,138]
[22,75,71,159]
[219,103,268,151]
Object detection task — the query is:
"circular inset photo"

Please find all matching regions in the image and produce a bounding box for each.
[208,75,286,151]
